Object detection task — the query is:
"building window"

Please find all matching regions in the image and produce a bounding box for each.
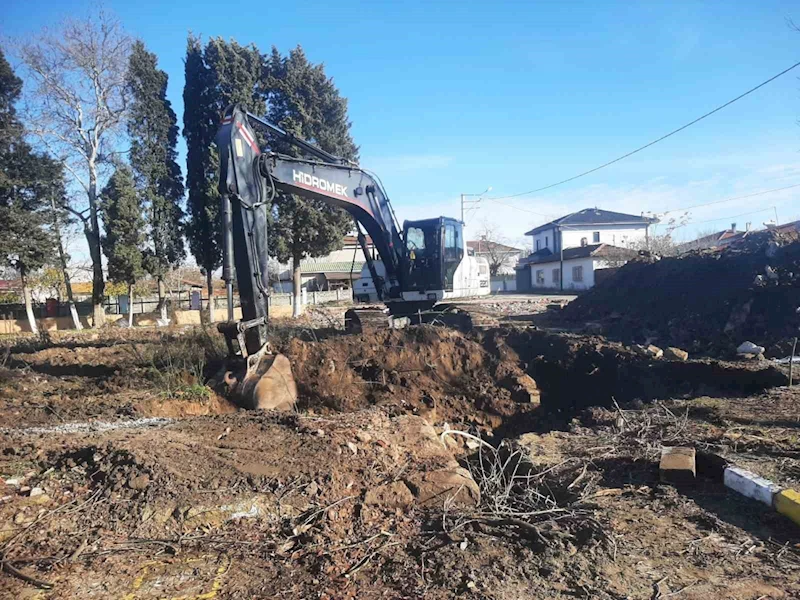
[580,237,588,247]
[545,235,549,248]
[593,231,600,243]
[552,268,560,284]
[535,240,540,251]
[536,270,545,284]
[572,265,583,282]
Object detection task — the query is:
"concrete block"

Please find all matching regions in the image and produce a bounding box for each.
[774,489,800,526]
[723,466,780,506]
[660,447,696,484]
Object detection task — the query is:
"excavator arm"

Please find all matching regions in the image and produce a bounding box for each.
[214,105,411,407]
[217,105,405,345]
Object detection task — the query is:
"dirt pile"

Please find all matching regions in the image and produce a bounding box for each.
[282,326,540,429]
[562,229,800,357]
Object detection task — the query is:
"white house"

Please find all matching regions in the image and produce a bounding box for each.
[466,240,523,275]
[527,208,655,253]
[516,208,656,292]
[275,234,375,292]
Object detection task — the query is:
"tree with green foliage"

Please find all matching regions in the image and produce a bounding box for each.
[0,47,59,334]
[263,46,358,316]
[127,40,185,321]
[183,35,264,321]
[99,164,145,327]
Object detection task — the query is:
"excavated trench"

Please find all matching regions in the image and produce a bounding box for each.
[280,325,789,436]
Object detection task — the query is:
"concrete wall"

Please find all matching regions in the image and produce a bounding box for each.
[0,305,295,335]
[490,275,517,293]
[527,257,596,292]
[530,224,648,253]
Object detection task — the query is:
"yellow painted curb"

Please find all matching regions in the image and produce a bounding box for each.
[775,489,800,526]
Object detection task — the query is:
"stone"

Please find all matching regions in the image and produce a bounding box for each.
[509,374,540,404]
[128,474,150,491]
[723,466,780,506]
[355,431,372,443]
[364,481,415,509]
[28,487,45,497]
[664,347,689,361]
[407,466,480,507]
[631,344,663,359]
[737,341,765,356]
[3,477,23,488]
[659,447,696,485]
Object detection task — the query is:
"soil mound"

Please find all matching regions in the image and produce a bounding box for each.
[562,229,800,357]
[283,326,538,428]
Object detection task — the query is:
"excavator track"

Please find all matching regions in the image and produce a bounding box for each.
[345,304,473,334]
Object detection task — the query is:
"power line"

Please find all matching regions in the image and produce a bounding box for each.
[488,60,800,201]
[663,181,800,214]
[673,206,776,229]
[487,197,557,217]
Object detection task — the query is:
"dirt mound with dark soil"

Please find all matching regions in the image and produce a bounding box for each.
[283,326,539,429]
[562,229,800,357]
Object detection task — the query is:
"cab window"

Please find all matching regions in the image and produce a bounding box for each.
[406,227,425,251]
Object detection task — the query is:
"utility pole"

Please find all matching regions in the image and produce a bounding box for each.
[460,187,492,225]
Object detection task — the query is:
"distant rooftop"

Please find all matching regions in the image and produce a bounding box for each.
[525,208,658,236]
[466,240,522,253]
[518,243,637,266]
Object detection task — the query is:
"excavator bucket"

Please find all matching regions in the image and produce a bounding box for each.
[222,351,298,411]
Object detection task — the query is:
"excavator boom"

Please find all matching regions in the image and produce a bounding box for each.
[214,104,489,410]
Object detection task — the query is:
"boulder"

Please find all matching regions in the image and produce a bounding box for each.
[664,347,689,361]
[737,341,765,356]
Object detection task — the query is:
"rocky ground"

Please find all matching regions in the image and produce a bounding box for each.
[1,303,799,599]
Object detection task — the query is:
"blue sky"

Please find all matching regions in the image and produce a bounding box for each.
[3,0,800,255]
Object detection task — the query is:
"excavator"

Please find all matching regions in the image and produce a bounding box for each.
[215,105,490,410]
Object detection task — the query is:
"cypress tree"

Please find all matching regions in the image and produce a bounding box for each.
[183,36,264,320]
[127,41,185,321]
[99,164,145,327]
[263,46,358,316]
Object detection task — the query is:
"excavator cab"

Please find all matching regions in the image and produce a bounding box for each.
[403,217,464,294]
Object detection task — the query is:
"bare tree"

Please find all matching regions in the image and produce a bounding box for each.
[16,11,132,327]
[625,212,690,257]
[49,194,82,329]
[476,221,521,276]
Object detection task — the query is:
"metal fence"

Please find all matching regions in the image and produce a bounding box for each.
[0,288,354,320]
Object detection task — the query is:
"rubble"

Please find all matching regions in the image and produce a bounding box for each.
[562,230,800,357]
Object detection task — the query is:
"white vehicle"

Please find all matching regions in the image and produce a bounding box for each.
[353,223,491,304]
